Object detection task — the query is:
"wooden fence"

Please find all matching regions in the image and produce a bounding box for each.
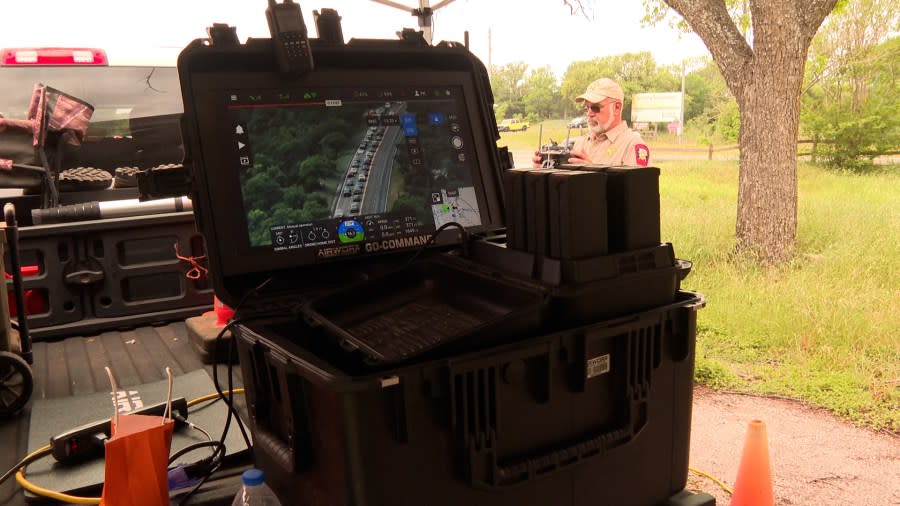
[653,139,900,161]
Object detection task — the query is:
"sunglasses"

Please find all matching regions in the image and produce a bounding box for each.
[584,100,616,113]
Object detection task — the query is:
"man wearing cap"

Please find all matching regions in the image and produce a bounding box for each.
[533,77,650,167]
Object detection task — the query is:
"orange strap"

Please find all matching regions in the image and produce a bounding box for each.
[174,243,208,280]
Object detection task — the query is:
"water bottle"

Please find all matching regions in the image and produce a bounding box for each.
[231,468,282,506]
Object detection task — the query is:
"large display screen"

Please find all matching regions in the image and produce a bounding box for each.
[229,86,481,250]
[186,67,500,276]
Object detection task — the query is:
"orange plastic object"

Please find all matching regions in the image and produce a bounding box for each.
[730,419,775,506]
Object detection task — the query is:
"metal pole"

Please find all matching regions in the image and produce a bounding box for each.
[370,0,456,45]
[680,60,686,144]
[418,0,432,44]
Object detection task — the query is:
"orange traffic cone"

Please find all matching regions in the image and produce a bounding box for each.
[730,419,774,506]
[213,296,235,327]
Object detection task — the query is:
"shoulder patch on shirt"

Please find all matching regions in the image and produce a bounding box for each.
[635,144,650,167]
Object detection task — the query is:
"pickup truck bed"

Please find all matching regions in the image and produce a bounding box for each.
[0,322,249,506]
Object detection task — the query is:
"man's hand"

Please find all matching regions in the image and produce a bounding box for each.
[566,149,590,165]
[531,149,543,168]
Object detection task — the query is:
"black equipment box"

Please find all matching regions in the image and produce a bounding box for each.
[234,291,705,506]
[469,240,692,328]
[177,12,708,506]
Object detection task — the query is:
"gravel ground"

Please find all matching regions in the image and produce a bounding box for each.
[687,385,900,505]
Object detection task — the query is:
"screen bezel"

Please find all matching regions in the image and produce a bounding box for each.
[185,67,502,277]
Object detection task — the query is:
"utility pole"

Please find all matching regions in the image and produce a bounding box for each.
[488,27,492,70]
[680,60,686,144]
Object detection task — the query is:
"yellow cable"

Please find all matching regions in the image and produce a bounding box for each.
[689,465,734,495]
[13,389,244,503]
[188,388,244,407]
[14,445,100,504]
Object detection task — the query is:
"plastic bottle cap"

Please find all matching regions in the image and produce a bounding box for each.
[241,468,264,486]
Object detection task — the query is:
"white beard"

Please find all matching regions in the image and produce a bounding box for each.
[589,114,616,135]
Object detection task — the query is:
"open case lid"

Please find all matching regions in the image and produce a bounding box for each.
[177,32,508,306]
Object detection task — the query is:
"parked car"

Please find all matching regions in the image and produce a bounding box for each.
[497,118,529,132]
[567,116,588,129]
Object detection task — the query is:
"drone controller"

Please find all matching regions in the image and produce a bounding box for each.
[539,140,572,169]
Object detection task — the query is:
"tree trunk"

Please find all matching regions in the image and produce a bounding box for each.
[661,0,837,264]
[735,58,802,263]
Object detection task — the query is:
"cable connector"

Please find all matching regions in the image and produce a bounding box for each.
[168,464,198,492]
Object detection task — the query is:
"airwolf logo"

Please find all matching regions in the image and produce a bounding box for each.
[364,234,431,253]
[317,244,361,259]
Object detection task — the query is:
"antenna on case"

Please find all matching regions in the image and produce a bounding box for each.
[313,8,344,44]
[206,23,240,46]
[266,0,314,75]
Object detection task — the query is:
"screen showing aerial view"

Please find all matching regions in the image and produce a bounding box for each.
[225,86,482,258]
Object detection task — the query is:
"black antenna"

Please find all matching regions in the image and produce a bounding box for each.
[266,0,314,75]
[313,8,344,44]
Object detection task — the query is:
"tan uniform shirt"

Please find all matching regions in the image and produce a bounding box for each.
[571,121,650,167]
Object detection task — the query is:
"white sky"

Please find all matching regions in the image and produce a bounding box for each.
[3,0,709,78]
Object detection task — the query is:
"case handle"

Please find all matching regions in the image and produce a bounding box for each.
[458,326,655,488]
[466,400,646,488]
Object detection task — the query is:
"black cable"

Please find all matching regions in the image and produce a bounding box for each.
[176,322,245,506]
[168,440,225,466]
[178,276,279,504]
[212,320,256,447]
[211,279,275,456]
[403,220,468,268]
[0,448,48,486]
[175,459,223,506]
[169,323,240,506]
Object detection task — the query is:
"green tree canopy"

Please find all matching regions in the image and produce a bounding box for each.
[490,62,530,119]
[801,0,899,171]
[522,66,562,121]
[559,52,680,120]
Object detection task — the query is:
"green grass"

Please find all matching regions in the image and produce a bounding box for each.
[498,119,581,151]
[498,119,714,152]
[660,161,900,432]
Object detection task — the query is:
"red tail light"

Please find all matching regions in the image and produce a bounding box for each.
[1,47,108,66]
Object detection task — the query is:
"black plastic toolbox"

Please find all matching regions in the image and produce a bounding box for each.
[235,291,705,506]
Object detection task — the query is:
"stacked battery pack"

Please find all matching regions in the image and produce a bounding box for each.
[504,165,660,260]
[497,165,681,326]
